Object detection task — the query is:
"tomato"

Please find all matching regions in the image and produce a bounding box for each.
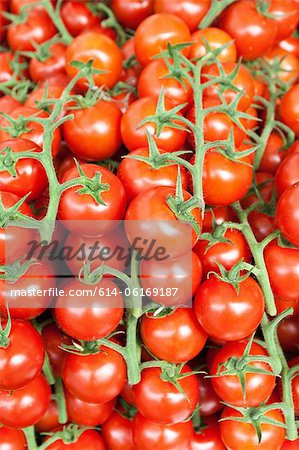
[259,131,286,175]
[0,53,25,84]
[125,186,202,260]
[102,409,134,450]
[279,36,299,58]
[112,0,154,29]
[276,152,299,196]
[10,0,53,13]
[194,228,251,278]
[36,399,59,433]
[121,96,187,152]
[140,308,207,363]
[190,417,226,450]
[248,210,276,243]
[28,43,66,83]
[138,59,192,109]
[275,297,299,316]
[62,345,127,403]
[24,85,71,113]
[0,319,45,390]
[65,389,115,426]
[0,426,27,450]
[219,0,277,60]
[0,106,61,156]
[211,341,276,407]
[265,48,299,84]
[55,279,123,341]
[45,430,105,450]
[269,0,299,42]
[265,240,299,302]
[0,96,22,114]
[220,406,286,450]
[201,149,253,206]
[276,183,299,247]
[0,139,47,201]
[202,206,237,233]
[202,62,255,112]
[58,164,127,237]
[61,1,99,36]
[0,373,50,428]
[7,9,56,51]
[118,147,188,203]
[0,1,8,42]
[66,32,122,90]
[139,251,202,306]
[280,84,299,136]
[190,27,236,63]
[198,374,222,417]
[287,356,299,416]
[154,0,211,31]
[63,101,122,161]
[42,323,72,378]
[282,438,299,449]
[278,315,299,354]
[134,13,191,66]
[194,275,264,341]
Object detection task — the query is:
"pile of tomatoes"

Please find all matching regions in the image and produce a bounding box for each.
[2,0,299,449]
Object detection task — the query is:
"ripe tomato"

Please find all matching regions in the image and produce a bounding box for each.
[276,182,299,247]
[198,374,222,417]
[248,210,276,243]
[0,427,27,450]
[276,152,299,196]
[45,430,105,450]
[121,96,187,152]
[28,43,67,83]
[278,315,299,353]
[58,164,127,237]
[102,410,134,450]
[202,62,255,111]
[140,308,207,363]
[190,417,226,450]
[36,399,59,433]
[112,0,154,29]
[61,0,99,36]
[0,53,26,84]
[0,374,51,428]
[259,131,286,175]
[134,13,191,66]
[0,96,22,114]
[190,27,237,63]
[63,101,122,161]
[220,406,286,450]
[154,0,211,31]
[0,106,61,156]
[281,438,299,449]
[265,48,299,84]
[66,32,122,90]
[55,279,123,341]
[62,346,127,403]
[125,186,202,259]
[0,1,8,42]
[202,206,237,232]
[269,0,299,42]
[65,389,115,426]
[0,139,47,201]
[138,59,192,109]
[7,9,56,51]
[280,84,299,136]
[194,275,265,341]
[219,0,277,60]
[133,413,193,449]
[211,341,276,407]
[279,36,299,58]
[42,323,72,378]
[25,85,70,113]
[0,319,45,390]
[275,297,299,316]
[194,228,251,278]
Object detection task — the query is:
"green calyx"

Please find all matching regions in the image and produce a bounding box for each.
[74,163,110,206]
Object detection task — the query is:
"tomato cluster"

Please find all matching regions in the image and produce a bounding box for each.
[1,0,299,449]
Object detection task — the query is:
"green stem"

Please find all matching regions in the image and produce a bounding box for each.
[42,0,73,45]
[199,0,239,29]
[23,427,38,450]
[54,378,68,425]
[43,351,56,385]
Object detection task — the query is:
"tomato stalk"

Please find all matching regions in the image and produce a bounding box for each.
[23,427,38,450]
[53,377,68,425]
[39,0,73,45]
[199,0,239,29]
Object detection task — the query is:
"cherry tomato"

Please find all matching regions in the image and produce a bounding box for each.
[36,399,59,433]
[62,345,127,403]
[0,426,27,450]
[280,84,299,136]
[60,0,99,36]
[45,430,105,450]
[102,409,134,450]
[28,43,66,83]
[65,389,115,426]
[202,206,237,232]
[190,27,237,63]
[194,275,265,341]
[25,85,71,113]
[154,0,211,31]
[281,438,299,449]
[141,308,207,363]
[269,0,299,42]
[0,1,8,42]
[198,374,223,417]
[279,36,299,58]
[0,52,26,84]
[259,131,286,175]
[134,13,191,66]
[121,96,187,152]
[190,417,226,450]
[66,32,122,90]
[133,413,193,449]
[112,0,154,29]
[278,315,299,354]
[63,101,122,161]
[276,152,299,196]
[58,164,127,237]
[265,47,299,84]
[42,323,72,378]
[0,96,22,114]
[276,182,299,247]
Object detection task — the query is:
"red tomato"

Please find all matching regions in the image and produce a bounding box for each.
[0,1,8,42]
[275,297,299,316]
[61,0,99,36]
[190,27,237,63]
[155,0,211,31]
[269,0,299,42]
[0,96,22,114]
[36,399,59,433]
[211,341,276,407]
[112,0,154,29]
[190,417,226,450]
[121,96,187,152]
[194,275,265,341]
[278,315,299,353]
[265,47,299,84]
[0,53,26,84]
[125,186,202,260]
[62,346,127,403]
[198,374,223,417]
[0,106,61,156]
[0,374,51,428]
[279,36,299,58]
[58,164,127,237]
[281,438,299,449]
[25,85,70,113]
[276,182,299,247]
[202,206,237,232]
[219,0,277,60]
[45,430,105,450]
[28,43,66,83]
[220,406,286,450]
[134,13,191,66]
[42,323,72,378]
[63,101,122,161]
[0,139,47,201]
[133,413,193,450]
[248,210,276,243]
[259,131,286,174]
[194,228,251,278]
[7,9,56,51]
[280,84,299,136]
[0,427,27,450]
[65,389,115,426]
[102,409,134,450]
[65,32,122,90]
[140,308,207,363]
[276,152,299,196]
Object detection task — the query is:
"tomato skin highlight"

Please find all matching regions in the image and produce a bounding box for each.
[154,0,211,32]
[102,409,135,450]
